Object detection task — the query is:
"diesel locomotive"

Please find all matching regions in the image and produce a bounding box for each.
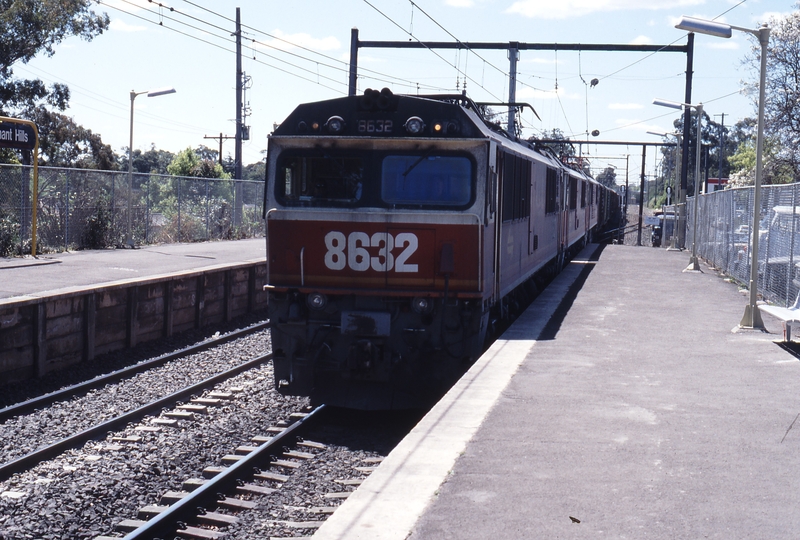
[263,88,620,409]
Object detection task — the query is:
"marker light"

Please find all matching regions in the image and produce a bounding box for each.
[411,296,434,314]
[404,116,425,135]
[433,122,443,133]
[307,292,328,310]
[325,116,345,134]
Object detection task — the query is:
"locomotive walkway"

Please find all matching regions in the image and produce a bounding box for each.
[315,243,800,540]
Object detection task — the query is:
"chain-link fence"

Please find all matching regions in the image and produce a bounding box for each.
[687,182,800,308]
[0,164,265,255]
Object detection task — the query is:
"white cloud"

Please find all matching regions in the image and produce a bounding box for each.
[708,40,739,50]
[109,18,147,33]
[258,30,340,53]
[608,103,644,110]
[101,0,149,11]
[517,86,580,101]
[520,56,560,65]
[506,0,704,20]
[629,35,653,45]
[445,0,475,6]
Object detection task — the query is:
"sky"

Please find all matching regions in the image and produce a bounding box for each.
[14,0,797,183]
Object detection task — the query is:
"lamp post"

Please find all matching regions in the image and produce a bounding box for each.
[653,99,704,270]
[674,16,769,329]
[127,87,176,247]
[647,130,683,250]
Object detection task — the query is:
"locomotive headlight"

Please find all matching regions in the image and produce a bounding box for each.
[404,116,425,135]
[411,296,434,314]
[307,292,328,310]
[325,116,345,134]
[433,122,443,133]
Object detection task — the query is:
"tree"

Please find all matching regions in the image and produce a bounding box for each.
[29,106,118,169]
[119,144,175,175]
[243,150,267,181]
[530,128,577,163]
[595,166,617,188]
[741,7,800,183]
[0,1,109,116]
[167,148,230,179]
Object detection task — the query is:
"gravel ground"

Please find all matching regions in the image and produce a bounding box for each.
[0,312,423,540]
[0,311,271,409]
[224,409,422,539]
[0,317,273,465]
[0,361,309,539]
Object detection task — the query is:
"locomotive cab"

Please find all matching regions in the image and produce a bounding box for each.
[265,89,490,409]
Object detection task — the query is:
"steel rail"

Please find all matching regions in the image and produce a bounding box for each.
[122,404,327,540]
[0,351,273,482]
[0,320,271,422]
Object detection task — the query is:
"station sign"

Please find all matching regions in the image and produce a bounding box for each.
[0,120,37,151]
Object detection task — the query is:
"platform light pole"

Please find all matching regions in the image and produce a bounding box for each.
[127,87,176,247]
[653,99,704,270]
[673,16,769,329]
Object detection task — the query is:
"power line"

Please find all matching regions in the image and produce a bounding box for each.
[361,0,504,102]
[177,0,443,92]
[99,0,347,93]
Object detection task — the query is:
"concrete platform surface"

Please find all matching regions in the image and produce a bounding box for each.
[314,243,800,540]
[0,238,265,300]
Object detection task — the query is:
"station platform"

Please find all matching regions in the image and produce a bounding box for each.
[0,238,265,301]
[314,243,800,540]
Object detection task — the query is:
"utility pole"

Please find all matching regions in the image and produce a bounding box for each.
[715,112,725,188]
[508,42,519,138]
[233,7,245,226]
[234,7,243,182]
[203,133,234,166]
[637,144,646,246]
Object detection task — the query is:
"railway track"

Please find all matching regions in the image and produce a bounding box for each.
[0,315,415,540]
[111,405,326,540]
[0,351,273,482]
[0,321,274,482]
[0,320,272,422]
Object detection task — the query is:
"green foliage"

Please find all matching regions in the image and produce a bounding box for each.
[80,200,111,249]
[595,166,616,188]
[167,147,231,179]
[27,106,118,169]
[0,0,109,116]
[118,145,175,175]
[0,212,19,257]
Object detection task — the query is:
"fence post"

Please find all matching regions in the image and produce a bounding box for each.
[177,178,182,243]
[65,171,70,250]
[145,176,150,243]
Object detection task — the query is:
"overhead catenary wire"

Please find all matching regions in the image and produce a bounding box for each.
[361,0,505,102]
[176,0,443,92]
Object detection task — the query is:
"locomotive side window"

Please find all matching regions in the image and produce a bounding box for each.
[381,155,472,207]
[569,177,578,210]
[501,153,531,222]
[545,168,558,214]
[580,180,586,208]
[277,155,364,206]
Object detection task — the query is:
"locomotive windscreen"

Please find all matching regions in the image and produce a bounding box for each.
[276,150,475,209]
[381,155,471,206]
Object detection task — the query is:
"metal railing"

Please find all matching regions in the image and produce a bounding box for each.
[687,182,800,307]
[0,164,265,255]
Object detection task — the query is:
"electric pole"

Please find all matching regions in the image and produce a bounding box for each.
[203,133,234,166]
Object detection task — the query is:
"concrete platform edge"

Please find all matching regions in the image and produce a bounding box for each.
[312,244,601,540]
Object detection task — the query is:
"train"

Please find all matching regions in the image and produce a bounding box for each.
[263,88,622,409]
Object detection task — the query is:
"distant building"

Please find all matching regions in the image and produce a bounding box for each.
[707,177,729,192]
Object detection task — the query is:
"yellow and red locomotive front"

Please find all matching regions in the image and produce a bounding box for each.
[264,89,491,409]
